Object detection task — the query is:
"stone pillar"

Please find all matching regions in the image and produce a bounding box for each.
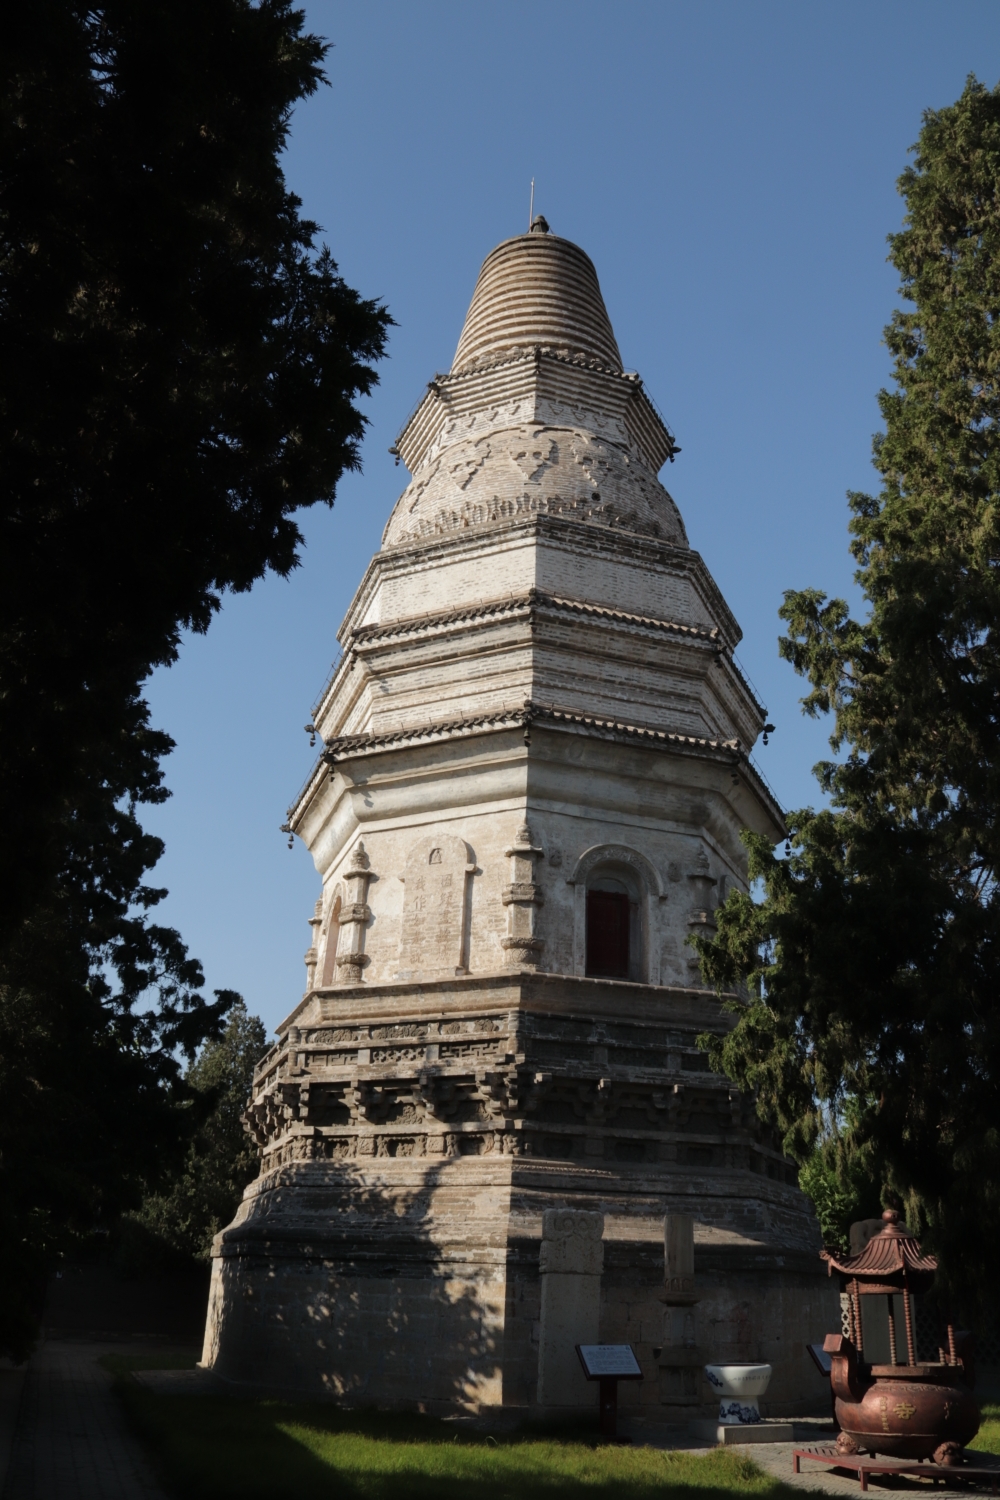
[304,898,322,992]
[685,848,717,977]
[536,1208,604,1408]
[501,823,544,968]
[336,840,373,983]
[664,1213,696,1302]
[659,1213,703,1406]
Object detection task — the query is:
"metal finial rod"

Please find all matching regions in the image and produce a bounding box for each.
[902,1283,916,1366]
[529,178,534,230]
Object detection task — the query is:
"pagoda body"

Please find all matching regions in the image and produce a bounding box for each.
[201,222,837,1419]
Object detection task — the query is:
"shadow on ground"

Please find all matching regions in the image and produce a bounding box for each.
[110,1364,789,1500]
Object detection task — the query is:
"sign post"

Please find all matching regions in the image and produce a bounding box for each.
[575,1344,644,1440]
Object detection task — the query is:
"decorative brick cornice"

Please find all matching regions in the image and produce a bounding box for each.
[320,699,740,764]
[287,698,783,829]
[348,589,720,650]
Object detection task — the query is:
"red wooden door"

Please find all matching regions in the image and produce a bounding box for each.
[586,890,630,978]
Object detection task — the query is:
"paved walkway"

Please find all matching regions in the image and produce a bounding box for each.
[1,1342,169,1499]
[728,1439,1000,1496]
[0,1363,27,1498]
[729,1441,880,1495]
[628,1418,1000,1496]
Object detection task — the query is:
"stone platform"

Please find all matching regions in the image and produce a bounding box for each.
[690,1418,795,1444]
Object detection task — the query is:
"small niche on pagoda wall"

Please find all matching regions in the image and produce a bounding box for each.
[319,888,342,987]
[397,834,476,977]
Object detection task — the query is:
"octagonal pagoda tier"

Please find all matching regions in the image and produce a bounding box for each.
[202,220,832,1423]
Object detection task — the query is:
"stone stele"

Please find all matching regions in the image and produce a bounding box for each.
[200,220,838,1423]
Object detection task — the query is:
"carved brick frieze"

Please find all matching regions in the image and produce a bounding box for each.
[475,1065,521,1120]
[244,996,804,1196]
[301,1049,358,1070]
[371,1046,425,1064]
[438,1039,507,1060]
[440,1018,505,1034]
[414,1072,461,1120]
[346,1081,392,1124]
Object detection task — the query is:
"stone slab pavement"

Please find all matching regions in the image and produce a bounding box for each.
[0,1362,28,1497]
[625,1417,1000,1497]
[726,1441,1000,1497]
[1,1341,170,1499]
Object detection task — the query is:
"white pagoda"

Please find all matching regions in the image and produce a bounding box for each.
[201,219,835,1420]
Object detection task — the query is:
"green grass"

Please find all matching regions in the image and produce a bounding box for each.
[103,1354,805,1500]
[969,1400,1000,1456]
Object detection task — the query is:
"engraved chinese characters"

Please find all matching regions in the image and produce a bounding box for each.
[399,834,475,976]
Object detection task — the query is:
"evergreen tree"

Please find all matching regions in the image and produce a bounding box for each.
[697,77,1000,1318]
[0,1,389,1358]
[123,1001,269,1265]
[1,0,389,941]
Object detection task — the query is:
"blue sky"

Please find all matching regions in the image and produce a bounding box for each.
[143,0,1000,1037]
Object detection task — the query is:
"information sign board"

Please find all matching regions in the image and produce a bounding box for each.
[575,1344,643,1380]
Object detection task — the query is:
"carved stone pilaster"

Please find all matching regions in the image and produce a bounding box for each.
[686,847,717,975]
[336,841,374,983]
[501,822,544,967]
[304,898,322,992]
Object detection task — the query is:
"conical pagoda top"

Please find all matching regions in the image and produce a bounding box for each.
[383,219,686,552]
[821,1210,938,1289]
[451,218,623,373]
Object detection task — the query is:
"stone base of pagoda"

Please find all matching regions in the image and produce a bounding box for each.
[200,1151,836,1415]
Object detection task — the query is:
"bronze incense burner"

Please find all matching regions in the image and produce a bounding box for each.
[821,1210,979,1464]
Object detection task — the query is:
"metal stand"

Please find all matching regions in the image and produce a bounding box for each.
[575,1343,643,1445]
[598,1378,619,1439]
[794,1447,1000,1494]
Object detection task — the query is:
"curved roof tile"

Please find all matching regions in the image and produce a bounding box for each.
[821,1212,938,1281]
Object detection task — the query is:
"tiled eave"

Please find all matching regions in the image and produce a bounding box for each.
[286,699,785,832]
[350,589,721,650]
[323,701,740,762]
[309,585,734,735]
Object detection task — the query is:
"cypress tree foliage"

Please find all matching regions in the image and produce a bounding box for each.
[696,77,1000,1317]
[121,1001,270,1266]
[1,0,389,939]
[0,2,389,1358]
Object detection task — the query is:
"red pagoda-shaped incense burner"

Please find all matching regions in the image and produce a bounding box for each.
[821,1210,979,1464]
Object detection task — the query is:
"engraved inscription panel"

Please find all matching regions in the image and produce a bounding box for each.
[399,834,473,976]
